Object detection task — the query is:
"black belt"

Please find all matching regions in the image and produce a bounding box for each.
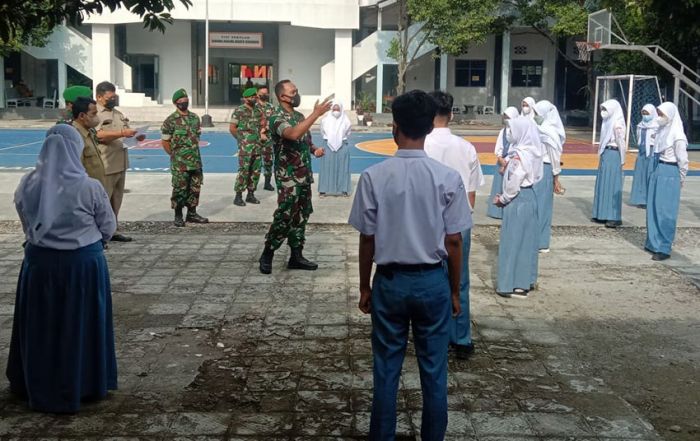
[377,262,443,273]
[605,146,619,151]
[659,160,678,166]
[521,185,533,189]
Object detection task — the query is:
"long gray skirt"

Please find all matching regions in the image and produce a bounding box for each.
[592,148,623,222]
[318,141,352,195]
[497,188,539,293]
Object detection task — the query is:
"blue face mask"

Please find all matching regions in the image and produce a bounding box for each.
[642,114,653,123]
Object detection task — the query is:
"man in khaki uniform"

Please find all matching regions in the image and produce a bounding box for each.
[95,81,141,242]
[71,96,106,188]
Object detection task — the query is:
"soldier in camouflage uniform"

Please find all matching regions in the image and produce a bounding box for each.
[229,87,263,206]
[258,80,332,274]
[161,89,209,227]
[57,85,93,125]
[256,85,276,191]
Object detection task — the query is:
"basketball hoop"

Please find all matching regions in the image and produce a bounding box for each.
[575,41,601,62]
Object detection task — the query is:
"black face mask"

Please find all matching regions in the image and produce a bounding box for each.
[176,102,189,112]
[291,94,301,108]
[105,96,118,110]
[259,94,269,102]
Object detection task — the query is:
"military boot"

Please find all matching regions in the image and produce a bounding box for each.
[246,191,261,204]
[233,192,246,206]
[263,175,275,191]
[259,245,274,274]
[174,207,185,227]
[186,208,209,224]
[288,247,318,271]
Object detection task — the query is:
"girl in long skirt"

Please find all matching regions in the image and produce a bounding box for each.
[592,99,627,228]
[7,125,118,413]
[645,102,689,261]
[494,117,544,298]
[533,100,566,252]
[486,107,520,219]
[629,104,659,207]
[318,101,353,196]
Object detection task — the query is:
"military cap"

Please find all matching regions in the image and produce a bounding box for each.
[242,88,257,98]
[172,88,188,103]
[62,85,92,103]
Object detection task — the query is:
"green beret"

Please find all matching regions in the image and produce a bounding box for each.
[172,88,188,103]
[242,88,257,98]
[62,85,92,103]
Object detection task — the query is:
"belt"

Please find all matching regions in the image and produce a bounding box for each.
[377,262,443,273]
[605,146,619,151]
[659,160,678,166]
[521,185,533,189]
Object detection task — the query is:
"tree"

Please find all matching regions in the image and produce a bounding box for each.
[0,0,193,56]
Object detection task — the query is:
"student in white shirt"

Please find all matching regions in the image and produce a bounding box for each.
[592,99,627,228]
[487,106,520,219]
[425,91,484,359]
[493,117,544,298]
[645,102,689,261]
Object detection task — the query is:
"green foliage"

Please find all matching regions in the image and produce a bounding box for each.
[0,0,192,56]
[355,91,375,114]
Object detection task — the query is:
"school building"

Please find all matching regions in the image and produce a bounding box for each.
[1,0,587,118]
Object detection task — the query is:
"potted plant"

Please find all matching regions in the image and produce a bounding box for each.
[355,92,375,126]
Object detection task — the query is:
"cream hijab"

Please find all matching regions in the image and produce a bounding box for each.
[637,103,659,157]
[521,97,536,119]
[654,102,687,154]
[598,99,626,155]
[508,117,544,184]
[320,101,352,152]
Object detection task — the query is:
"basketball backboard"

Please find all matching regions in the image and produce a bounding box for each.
[587,9,612,46]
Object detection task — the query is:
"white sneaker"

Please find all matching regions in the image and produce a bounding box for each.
[511,289,529,299]
[539,248,550,254]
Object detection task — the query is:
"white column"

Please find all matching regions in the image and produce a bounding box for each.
[378,7,382,31]
[57,59,67,108]
[376,63,384,113]
[0,56,4,109]
[439,53,448,90]
[91,24,114,92]
[334,29,353,108]
[500,31,511,113]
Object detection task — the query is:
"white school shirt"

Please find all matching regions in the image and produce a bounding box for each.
[424,128,485,210]
[658,140,690,183]
[499,155,536,205]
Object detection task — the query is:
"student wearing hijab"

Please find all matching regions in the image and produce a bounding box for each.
[629,104,659,207]
[645,102,689,261]
[592,99,627,228]
[318,101,353,196]
[487,107,520,219]
[494,117,543,298]
[7,125,117,413]
[533,100,565,252]
[521,97,536,119]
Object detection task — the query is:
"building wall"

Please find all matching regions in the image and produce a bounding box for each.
[406,52,435,93]
[125,20,192,103]
[446,36,496,109]
[506,30,557,108]
[278,25,334,102]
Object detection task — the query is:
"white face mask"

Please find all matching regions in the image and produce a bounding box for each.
[505,129,515,144]
[522,106,531,115]
[332,110,341,119]
[657,115,669,126]
[600,110,609,119]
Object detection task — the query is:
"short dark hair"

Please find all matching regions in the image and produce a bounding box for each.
[391,90,437,140]
[430,91,454,117]
[95,81,116,97]
[274,80,292,99]
[258,85,269,92]
[72,96,96,119]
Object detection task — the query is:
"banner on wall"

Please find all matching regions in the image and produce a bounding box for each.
[209,32,263,49]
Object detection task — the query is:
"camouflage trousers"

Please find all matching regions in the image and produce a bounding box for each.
[261,141,273,178]
[235,150,262,192]
[171,169,203,209]
[265,183,313,250]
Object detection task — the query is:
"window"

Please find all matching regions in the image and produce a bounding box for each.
[511,60,543,87]
[455,60,486,87]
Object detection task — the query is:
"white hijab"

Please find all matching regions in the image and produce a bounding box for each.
[320,101,352,152]
[521,97,536,119]
[534,100,566,145]
[598,99,626,156]
[495,107,521,156]
[637,103,659,157]
[509,117,544,184]
[14,125,88,243]
[654,102,687,154]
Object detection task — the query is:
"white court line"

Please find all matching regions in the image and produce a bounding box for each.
[0,140,43,151]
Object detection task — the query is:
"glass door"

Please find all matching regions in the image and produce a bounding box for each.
[228,63,273,106]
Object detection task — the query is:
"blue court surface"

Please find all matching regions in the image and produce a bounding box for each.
[0,129,696,177]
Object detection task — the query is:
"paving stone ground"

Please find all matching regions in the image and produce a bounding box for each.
[0,223,698,440]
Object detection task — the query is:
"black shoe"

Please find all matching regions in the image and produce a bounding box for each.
[111,233,132,242]
[288,247,318,271]
[263,176,275,191]
[174,212,185,227]
[451,343,475,360]
[259,246,274,274]
[605,221,621,228]
[186,211,209,224]
[246,191,261,204]
[652,252,670,261]
[233,192,246,206]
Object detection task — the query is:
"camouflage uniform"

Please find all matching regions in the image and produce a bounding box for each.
[264,107,317,251]
[161,110,204,209]
[258,101,276,178]
[231,104,263,192]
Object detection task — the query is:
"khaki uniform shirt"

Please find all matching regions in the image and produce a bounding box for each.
[96,104,130,175]
[72,121,107,188]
